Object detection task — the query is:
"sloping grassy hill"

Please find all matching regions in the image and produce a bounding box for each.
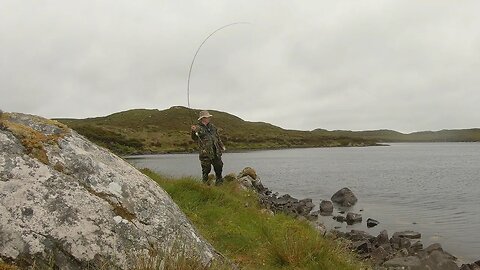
[56,106,378,155]
[313,128,480,142]
[142,169,366,270]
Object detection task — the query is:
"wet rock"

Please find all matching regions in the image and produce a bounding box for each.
[319,200,333,215]
[274,194,298,205]
[236,167,269,195]
[461,261,480,270]
[376,230,390,246]
[367,218,380,228]
[352,240,372,254]
[296,198,315,216]
[421,250,459,270]
[345,230,374,242]
[371,246,389,264]
[0,113,221,269]
[237,175,254,189]
[383,256,422,269]
[398,248,410,257]
[237,167,257,180]
[333,215,345,223]
[257,190,315,219]
[392,230,422,239]
[307,211,319,221]
[346,212,362,225]
[460,265,478,270]
[408,243,459,270]
[424,243,444,253]
[390,235,411,250]
[409,241,423,254]
[331,187,358,207]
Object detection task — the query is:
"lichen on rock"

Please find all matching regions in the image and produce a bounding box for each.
[0,113,69,165]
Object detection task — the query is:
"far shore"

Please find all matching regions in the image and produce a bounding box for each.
[123,143,390,158]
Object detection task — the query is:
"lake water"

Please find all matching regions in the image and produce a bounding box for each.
[126,143,480,262]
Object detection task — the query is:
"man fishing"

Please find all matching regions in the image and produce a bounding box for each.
[191,110,226,185]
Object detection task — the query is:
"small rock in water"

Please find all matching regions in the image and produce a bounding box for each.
[367,218,380,228]
[393,230,422,239]
[333,215,346,223]
[319,200,333,215]
[346,212,362,225]
[331,187,358,207]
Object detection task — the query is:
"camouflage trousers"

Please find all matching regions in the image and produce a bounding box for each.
[200,155,223,184]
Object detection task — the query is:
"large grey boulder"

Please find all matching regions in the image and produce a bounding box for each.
[331,187,358,207]
[0,113,221,269]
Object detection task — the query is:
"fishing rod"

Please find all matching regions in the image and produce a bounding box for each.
[186,22,250,126]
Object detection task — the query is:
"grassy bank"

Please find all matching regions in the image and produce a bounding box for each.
[142,169,368,270]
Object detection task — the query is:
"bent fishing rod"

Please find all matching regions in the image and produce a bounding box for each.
[186,22,250,127]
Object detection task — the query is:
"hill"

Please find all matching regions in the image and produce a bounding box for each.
[313,128,480,142]
[55,106,379,155]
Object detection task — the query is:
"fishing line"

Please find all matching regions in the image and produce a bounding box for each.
[186,22,251,125]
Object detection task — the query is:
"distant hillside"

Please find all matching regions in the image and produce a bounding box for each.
[312,128,480,142]
[56,106,378,155]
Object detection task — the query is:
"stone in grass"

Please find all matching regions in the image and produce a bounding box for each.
[223,173,236,182]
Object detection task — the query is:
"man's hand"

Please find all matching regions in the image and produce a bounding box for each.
[191,125,197,131]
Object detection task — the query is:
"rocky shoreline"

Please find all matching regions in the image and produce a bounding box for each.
[231,167,480,270]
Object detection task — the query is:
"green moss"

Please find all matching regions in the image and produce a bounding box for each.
[0,113,70,165]
[0,262,19,270]
[142,169,368,270]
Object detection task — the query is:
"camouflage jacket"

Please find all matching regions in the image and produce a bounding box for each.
[191,122,225,159]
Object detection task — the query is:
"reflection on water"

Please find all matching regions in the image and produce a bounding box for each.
[127,143,480,262]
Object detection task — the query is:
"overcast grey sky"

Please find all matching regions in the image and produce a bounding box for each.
[1,1,479,132]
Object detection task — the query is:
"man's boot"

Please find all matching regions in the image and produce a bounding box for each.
[215,177,223,186]
[202,173,209,184]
